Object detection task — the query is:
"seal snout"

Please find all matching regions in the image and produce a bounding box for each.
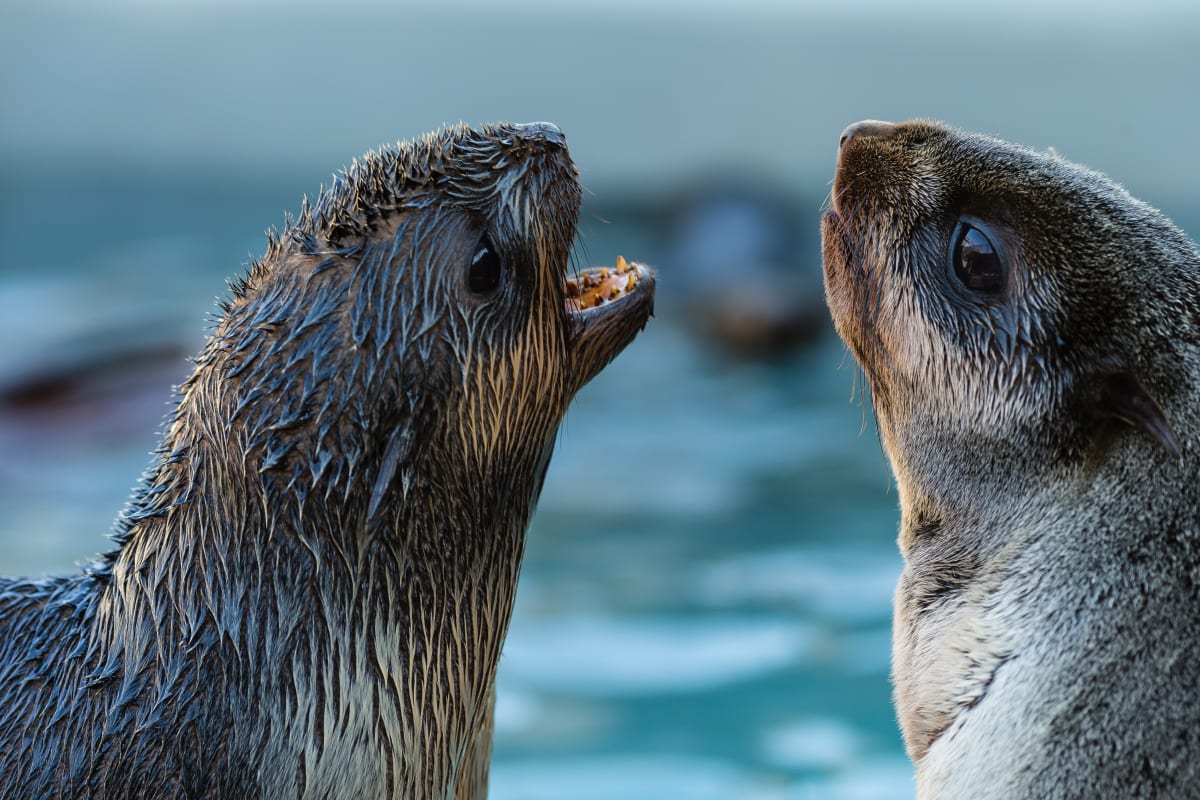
[838,119,898,150]
[830,119,901,220]
[513,121,566,148]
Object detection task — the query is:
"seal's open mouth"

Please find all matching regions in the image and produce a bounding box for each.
[565,256,651,313]
[562,255,655,392]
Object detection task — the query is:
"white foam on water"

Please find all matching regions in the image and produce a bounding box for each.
[695,547,899,624]
[489,755,768,800]
[789,757,915,800]
[761,717,862,770]
[490,753,915,800]
[500,615,812,695]
[493,686,544,734]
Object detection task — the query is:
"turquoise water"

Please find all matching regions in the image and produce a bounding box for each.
[493,328,910,799]
[0,164,909,798]
[4,4,1199,795]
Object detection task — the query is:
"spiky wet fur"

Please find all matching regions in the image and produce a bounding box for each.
[822,120,1200,799]
[0,122,635,799]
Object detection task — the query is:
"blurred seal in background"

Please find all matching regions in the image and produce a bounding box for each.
[657,178,827,357]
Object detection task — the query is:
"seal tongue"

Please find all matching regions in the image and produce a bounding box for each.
[564,256,656,393]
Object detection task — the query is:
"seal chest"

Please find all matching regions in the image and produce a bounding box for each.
[822,120,1200,798]
[0,122,654,800]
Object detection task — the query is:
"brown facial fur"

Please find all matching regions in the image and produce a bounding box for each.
[823,120,1200,798]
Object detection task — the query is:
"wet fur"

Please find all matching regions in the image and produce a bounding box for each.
[0,123,639,799]
[822,121,1200,798]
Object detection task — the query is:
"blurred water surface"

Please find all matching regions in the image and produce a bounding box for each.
[0,159,906,797]
[3,1,1200,798]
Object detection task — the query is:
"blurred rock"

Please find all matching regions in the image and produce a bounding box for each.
[0,321,191,479]
[656,179,828,358]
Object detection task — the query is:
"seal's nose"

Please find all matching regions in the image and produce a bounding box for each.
[839,120,897,150]
[516,121,566,148]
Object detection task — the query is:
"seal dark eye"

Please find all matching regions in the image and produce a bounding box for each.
[468,234,503,295]
[951,222,1004,294]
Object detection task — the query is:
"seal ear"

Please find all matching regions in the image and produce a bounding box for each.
[1094,371,1182,459]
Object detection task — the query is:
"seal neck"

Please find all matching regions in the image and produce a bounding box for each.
[94,355,535,796]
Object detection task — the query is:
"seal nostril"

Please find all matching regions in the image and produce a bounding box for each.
[839,120,898,150]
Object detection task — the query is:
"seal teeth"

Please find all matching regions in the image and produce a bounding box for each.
[564,257,647,313]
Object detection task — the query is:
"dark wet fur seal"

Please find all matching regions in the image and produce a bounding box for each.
[822,120,1200,798]
[0,122,654,799]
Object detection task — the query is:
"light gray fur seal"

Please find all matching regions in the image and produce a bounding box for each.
[0,121,655,799]
[822,119,1200,798]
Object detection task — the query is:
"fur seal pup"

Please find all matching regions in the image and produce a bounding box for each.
[822,119,1200,798]
[0,122,655,799]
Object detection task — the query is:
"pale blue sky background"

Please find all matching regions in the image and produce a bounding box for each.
[4,0,1199,204]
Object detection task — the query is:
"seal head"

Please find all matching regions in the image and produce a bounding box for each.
[0,122,654,799]
[823,120,1200,797]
